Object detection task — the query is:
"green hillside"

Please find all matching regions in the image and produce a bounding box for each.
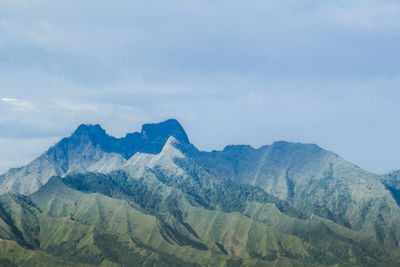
[0,120,399,266]
[1,168,399,266]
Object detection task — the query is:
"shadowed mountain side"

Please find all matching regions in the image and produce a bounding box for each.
[381,170,400,206]
[71,119,189,158]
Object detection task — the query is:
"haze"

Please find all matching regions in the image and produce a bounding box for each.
[0,0,399,174]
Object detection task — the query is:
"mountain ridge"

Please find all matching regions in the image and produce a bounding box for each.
[1,119,400,266]
[0,119,189,195]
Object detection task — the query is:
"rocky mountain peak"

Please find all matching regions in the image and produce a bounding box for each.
[67,119,189,158]
[140,119,189,144]
[72,124,107,138]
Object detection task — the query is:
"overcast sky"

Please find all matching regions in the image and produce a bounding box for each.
[0,0,399,174]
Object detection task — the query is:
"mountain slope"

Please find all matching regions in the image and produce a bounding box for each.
[0,119,400,266]
[0,119,189,195]
[189,142,400,238]
[381,170,400,206]
[2,168,398,266]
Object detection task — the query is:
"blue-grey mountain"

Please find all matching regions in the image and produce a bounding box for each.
[0,119,399,266]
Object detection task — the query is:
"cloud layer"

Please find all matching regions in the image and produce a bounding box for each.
[0,0,399,174]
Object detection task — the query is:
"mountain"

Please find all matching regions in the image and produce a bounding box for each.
[0,119,400,266]
[0,119,189,195]
[191,142,400,235]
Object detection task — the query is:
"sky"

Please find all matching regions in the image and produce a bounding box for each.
[0,0,399,174]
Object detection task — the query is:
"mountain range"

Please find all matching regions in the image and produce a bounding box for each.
[0,119,399,266]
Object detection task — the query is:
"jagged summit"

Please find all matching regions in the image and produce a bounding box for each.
[140,119,189,144]
[63,119,189,159]
[69,124,113,154]
[0,119,190,195]
[72,123,107,137]
[71,119,187,141]
[120,118,189,157]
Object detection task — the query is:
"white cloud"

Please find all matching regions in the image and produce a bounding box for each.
[1,98,18,103]
[1,97,36,110]
[51,100,98,113]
